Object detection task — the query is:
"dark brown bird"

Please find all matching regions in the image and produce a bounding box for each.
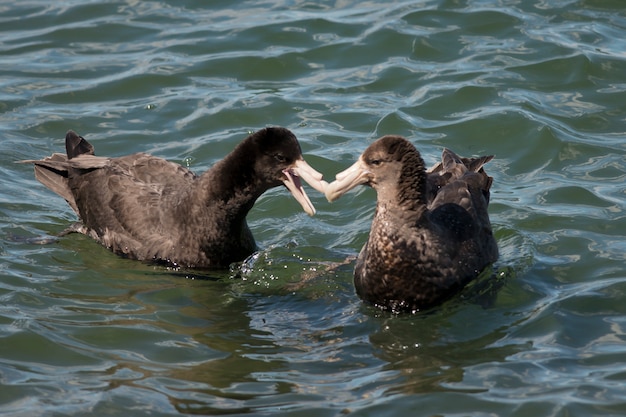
[325,135,498,313]
[22,127,326,268]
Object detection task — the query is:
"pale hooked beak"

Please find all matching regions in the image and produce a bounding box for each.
[324,157,371,202]
[282,159,327,216]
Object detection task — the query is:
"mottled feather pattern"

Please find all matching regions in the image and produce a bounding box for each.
[397,145,427,208]
[328,135,498,313]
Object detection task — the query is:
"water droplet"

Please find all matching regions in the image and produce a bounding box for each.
[183,156,195,167]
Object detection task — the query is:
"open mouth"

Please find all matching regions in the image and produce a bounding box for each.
[281,159,327,216]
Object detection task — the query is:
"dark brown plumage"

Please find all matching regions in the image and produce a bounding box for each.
[22,127,326,268]
[326,135,498,313]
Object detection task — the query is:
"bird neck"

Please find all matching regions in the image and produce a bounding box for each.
[206,158,262,211]
[376,152,427,215]
[373,197,426,226]
[184,146,265,226]
[398,150,428,206]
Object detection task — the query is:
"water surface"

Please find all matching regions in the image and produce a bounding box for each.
[2,1,626,416]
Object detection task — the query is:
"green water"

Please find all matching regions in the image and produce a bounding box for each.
[2,1,626,416]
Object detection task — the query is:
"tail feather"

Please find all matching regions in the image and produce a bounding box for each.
[465,154,494,173]
[440,148,467,180]
[32,160,79,215]
[18,130,96,215]
[65,130,94,159]
[26,152,79,214]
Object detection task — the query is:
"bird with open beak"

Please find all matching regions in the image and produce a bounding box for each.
[21,127,327,268]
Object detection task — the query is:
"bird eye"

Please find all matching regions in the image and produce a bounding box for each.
[274,153,287,163]
[369,159,382,166]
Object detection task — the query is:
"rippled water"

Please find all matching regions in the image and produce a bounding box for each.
[2,1,626,416]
